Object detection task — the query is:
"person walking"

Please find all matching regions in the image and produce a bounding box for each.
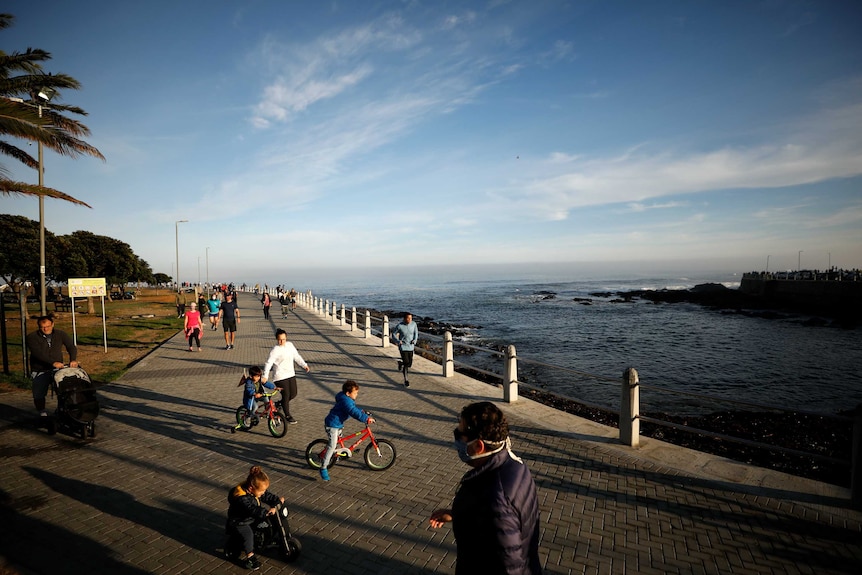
[184,302,203,351]
[262,292,271,320]
[261,328,310,425]
[429,401,542,575]
[218,292,241,350]
[26,315,78,417]
[207,293,221,331]
[392,312,418,387]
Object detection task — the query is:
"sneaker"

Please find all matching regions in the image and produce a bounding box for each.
[39,410,49,417]
[225,345,231,350]
[240,554,260,570]
[404,380,410,387]
[397,360,403,371]
[320,468,330,481]
[286,417,298,425]
[229,344,234,350]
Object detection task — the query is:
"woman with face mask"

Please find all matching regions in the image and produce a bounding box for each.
[429,402,543,575]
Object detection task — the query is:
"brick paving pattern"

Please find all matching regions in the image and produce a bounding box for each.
[1,293,861,574]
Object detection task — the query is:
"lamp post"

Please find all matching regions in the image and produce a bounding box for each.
[798,250,803,272]
[766,255,770,274]
[35,87,56,317]
[206,247,210,295]
[197,256,201,290]
[175,220,188,293]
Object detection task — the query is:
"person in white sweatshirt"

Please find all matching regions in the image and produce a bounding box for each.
[261,328,311,424]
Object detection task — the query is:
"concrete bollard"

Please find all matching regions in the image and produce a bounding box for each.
[382,315,390,348]
[364,311,371,339]
[330,300,336,322]
[340,304,346,326]
[443,331,454,377]
[620,367,640,447]
[350,307,357,331]
[503,345,518,403]
[852,404,862,509]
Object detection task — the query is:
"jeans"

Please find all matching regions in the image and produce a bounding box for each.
[321,426,342,468]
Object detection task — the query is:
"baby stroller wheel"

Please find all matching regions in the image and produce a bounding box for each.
[283,536,302,562]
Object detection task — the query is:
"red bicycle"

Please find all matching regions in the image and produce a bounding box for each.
[304,414,396,471]
[232,389,287,438]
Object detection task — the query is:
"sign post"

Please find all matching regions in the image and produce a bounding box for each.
[68,278,108,352]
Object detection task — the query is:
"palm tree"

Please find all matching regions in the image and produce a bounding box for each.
[0,13,104,206]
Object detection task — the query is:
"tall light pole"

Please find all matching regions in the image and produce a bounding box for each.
[35,87,56,317]
[206,247,210,295]
[766,255,770,273]
[175,220,188,293]
[798,250,803,271]
[197,256,201,289]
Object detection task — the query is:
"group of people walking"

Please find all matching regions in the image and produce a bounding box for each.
[26,290,542,574]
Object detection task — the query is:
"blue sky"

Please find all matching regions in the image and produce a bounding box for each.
[2,0,861,284]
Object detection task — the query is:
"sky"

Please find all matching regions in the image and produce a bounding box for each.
[2,0,861,285]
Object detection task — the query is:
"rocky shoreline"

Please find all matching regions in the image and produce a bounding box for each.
[373,307,854,487]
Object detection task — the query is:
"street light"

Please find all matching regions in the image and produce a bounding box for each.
[206,247,210,295]
[35,86,57,317]
[766,255,770,273]
[798,250,803,271]
[197,256,201,290]
[175,220,188,293]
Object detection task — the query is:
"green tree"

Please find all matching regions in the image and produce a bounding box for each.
[153,273,171,286]
[0,13,104,203]
[0,213,55,292]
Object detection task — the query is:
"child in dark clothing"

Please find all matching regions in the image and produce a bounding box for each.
[238,366,276,411]
[226,465,284,570]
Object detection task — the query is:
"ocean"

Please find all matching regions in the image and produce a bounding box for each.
[273,263,862,417]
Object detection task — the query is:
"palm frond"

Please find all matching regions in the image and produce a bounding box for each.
[0,179,92,207]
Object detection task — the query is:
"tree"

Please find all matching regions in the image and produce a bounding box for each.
[0,13,104,204]
[153,273,171,286]
[0,213,55,294]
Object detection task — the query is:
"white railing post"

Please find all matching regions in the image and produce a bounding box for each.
[330,300,336,321]
[340,304,346,326]
[620,367,640,447]
[503,345,518,402]
[852,404,862,510]
[364,310,371,339]
[350,307,357,332]
[382,315,390,348]
[443,331,454,378]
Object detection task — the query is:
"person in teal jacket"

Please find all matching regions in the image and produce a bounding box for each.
[319,380,375,481]
[392,312,418,387]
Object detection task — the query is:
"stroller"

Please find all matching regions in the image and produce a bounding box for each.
[49,366,99,438]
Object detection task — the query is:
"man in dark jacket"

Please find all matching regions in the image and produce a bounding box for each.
[26,315,78,416]
[430,401,542,575]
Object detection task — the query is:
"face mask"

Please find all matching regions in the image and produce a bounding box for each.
[453,428,506,464]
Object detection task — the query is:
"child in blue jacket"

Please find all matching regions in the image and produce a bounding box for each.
[319,380,375,481]
[238,366,276,411]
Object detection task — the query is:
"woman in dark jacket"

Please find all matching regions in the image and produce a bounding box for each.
[430,402,542,575]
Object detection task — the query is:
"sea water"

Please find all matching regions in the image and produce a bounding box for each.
[274,263,862,416]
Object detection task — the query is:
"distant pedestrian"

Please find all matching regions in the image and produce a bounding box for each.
[262,328,310,425]
[26,315,78,416]
[197,292,208,320]
[218,292,241,350]
[207,293,221,330]
[318,380,375,481]
[429,401,542,575]
[392,312,418,387]
[262,292,272,320]
[184,302,203,351]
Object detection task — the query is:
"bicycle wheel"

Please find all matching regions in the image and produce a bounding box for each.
[364,439,396,471]
[304,439,338,469]
[235,407,253,431]
[268,413,288,438]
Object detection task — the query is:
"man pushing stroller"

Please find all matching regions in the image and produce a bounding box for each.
[26,315,78,417]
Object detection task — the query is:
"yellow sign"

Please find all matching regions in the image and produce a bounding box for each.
[68,277,107,298]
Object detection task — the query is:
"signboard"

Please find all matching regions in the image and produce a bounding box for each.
[67,278,108,352]
[69,277,107,298]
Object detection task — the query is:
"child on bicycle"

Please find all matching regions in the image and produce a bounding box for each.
[319,379,375,481]
[238,366,276,412]
[226,465,284,570]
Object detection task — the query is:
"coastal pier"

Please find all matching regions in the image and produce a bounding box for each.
[1,293,860,574]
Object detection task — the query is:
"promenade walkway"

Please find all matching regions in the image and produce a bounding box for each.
[1,293,860,575]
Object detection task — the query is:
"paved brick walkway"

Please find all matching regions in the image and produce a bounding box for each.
[1,293,861,575]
